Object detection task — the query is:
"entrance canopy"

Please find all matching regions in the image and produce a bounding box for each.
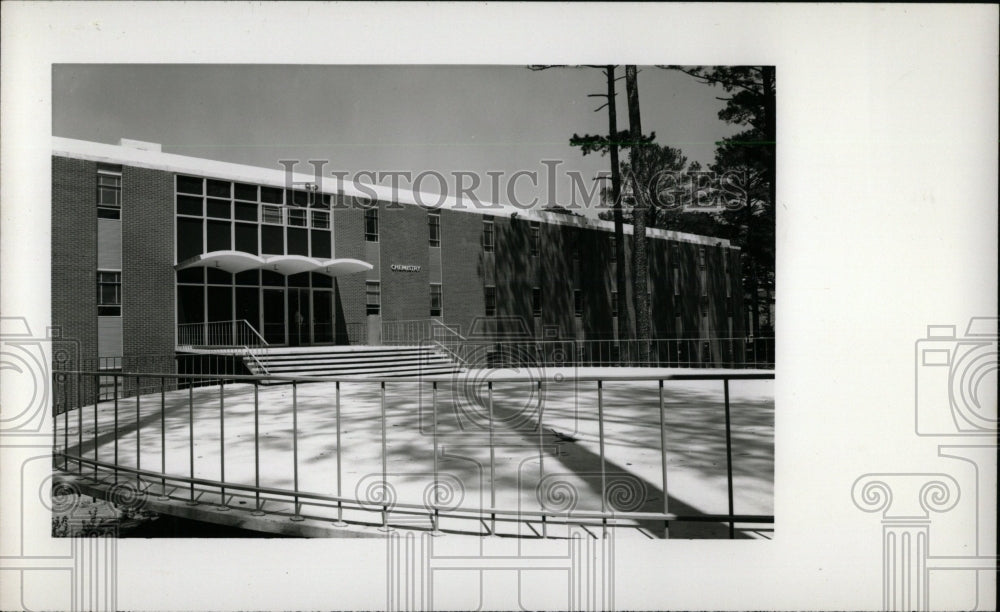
[176,251,373,277]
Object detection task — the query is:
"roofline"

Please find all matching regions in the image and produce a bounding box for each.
[52,136,734,248]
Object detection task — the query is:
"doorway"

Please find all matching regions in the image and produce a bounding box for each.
[287,288,311,346]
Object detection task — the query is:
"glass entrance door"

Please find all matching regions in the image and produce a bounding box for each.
[287,288,311,346]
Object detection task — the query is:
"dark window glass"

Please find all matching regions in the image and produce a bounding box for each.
[530,222,540,256]
[532,287,542,317]
[609,236,616,262]
[177,285,204,324]
[574,289,583,317]
[235,223,258,255]
[206,220,231,252]
[262,205,283,224]
[430,284,442,316]
[364,207,378,242]
[97,207,121,219]
[290,190,309,207]
[234,202,258,221]
[366,281,381,315]
[484,286,496,317]
[611,291,618,318]
[261,225,284,255]
[483,218,495,253]
[235,270,259,286]
[261,270,284,287]
[207,268,232,285]
[177,175,203,195]
[97,271,121,316]
[429,213,441,247]
[260,186,284,204]
[311,229,331,259]
[234,183,258,201]
[207,286,232,322]
[235,287,260,333]
[311,273,333,289]
[288,272,310,288]
[176,268,204,284]
[206,179,231,198]
[177,195,203,216]
[176,217,203,261]
[287,227,309,256]
[320,194,332,208]
[206,198,231,219]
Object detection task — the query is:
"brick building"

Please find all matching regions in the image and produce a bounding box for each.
[51,137,745,370]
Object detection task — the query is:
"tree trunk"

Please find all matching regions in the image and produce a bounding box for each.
[625,66,650,362]
[606,66,630,345]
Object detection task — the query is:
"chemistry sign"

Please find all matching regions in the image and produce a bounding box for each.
[390,264,421,272]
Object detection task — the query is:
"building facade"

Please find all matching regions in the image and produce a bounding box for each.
[52,137,745,369]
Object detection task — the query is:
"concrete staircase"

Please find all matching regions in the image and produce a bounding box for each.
[243,345,465,380]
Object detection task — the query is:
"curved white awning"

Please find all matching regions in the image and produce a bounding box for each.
[262,255,323,276]
[174,251,265,274]
[314,258,374,277]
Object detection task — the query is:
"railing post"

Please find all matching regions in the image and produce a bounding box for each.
[597,379,607,537]
[76,371,83,474]
[252,382,264,516]
[63,374,69,470]
[333,381,346,526]
[488,380,496,535]
[217,379,229,511]
[659,379,670,538]
[379,381,390,532]
[136,375,142,490]
[113,375,119,483]
[291,380,303,521]
[431,381,440,535]
[187,384,197,505]
[724,377,735,539]
[94,373,100,480]
[537,379,546,538]
[158,376,168,500]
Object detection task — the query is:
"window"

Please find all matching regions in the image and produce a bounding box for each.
[673,269,680,297]
[532,287,542,317]
[484,285,496,317]
[428,212,441,247]
[482,217,494,253]
[97,271,121,316]
[611,290,618,318]
[365,207,379,242]
[97,170,121,219]
[609,236,616,262]
[366,281,381,315]
[430,283,442,317]
[573,289,583,317]
[262,205,282,225]
[312,210,330,229]
[288,208,307,227]
[530,222,540,256]
[698,246,706,269]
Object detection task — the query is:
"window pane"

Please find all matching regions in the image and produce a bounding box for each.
[176,268,204,284]
[365,208,379,242]
[177,285,203,324]
[206,220,231,252]
[177,175,204,195]
[207,268,232,285]
[260,186,284,204]
[234,182,258,201]
[262,205,282,224]
[287,227,308,256]
[206,179,231,198]
[176,217,203,261]
[234,202,258,221]
[235,223,258,254]
[177,195,203,216]
[261,225,284,255]
[311,211,329,229]
[310,229,331,259]
[207,198,231,219]
[288,209,307,227]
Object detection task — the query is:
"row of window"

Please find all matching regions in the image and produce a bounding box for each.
[177,175,333,208]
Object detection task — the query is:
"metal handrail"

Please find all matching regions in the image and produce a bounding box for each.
[177,319,269,348]
[52,368,773,538]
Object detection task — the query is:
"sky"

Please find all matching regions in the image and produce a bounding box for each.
[53,65,743,218]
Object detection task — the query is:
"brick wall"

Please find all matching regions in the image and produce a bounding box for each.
[380,202,431,322]
[333,195,366,343]
[439,208,485,337]
[51,156,98,370]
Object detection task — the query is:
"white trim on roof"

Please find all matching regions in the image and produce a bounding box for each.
[54,136,734,248]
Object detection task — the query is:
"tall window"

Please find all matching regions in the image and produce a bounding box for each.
[611,290,618,318]
[609,235,616,262]
[482,217,494,253]
[428,212,441,247]
[698,246,706,269]
[574,289,583,317]
[365,207,379,242]
[530,222,540,256]
[484,285,496,316]
[430,283,442,317]
[366,281,381,315]
[532,287,542,317]
[97,168,122,219]
[97,271,121,316]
